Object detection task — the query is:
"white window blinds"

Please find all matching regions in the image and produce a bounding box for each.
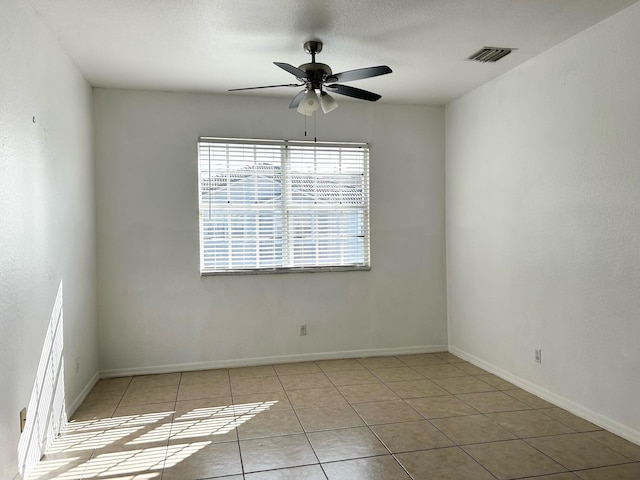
[198,137,370,274]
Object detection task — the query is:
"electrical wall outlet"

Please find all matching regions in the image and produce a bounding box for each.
[299,324,307,336]
[535,349,542,363]
[20,408,27,433]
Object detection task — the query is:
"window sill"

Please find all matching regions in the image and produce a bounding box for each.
[200,265,371,276]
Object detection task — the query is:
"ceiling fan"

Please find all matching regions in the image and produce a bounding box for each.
[229,40,392,115]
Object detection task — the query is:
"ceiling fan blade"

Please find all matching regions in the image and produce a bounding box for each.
[326,84,381,102]
[331,65,392,83]
[289,90,306,108]
[228,83,302,92]
[274,62,309,79]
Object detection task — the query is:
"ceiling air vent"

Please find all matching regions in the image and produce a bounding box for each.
[467,47,514,63]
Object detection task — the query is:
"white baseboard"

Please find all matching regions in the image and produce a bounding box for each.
[448,346,640,446]
[100,344,448,378]
[67,370,100,417]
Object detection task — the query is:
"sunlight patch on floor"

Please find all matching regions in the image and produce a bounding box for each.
[48,427,144,453]
[28,457,79,480]
[28,400,277,479]
[64,411,173,433]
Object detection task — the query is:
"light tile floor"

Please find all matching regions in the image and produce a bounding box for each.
[31,353,640,480]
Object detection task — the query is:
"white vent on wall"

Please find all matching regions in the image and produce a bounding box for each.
[467,47,515,63]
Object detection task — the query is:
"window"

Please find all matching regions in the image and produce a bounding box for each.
[198,137,370,274]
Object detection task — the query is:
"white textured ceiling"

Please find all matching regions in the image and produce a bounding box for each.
[27,0,638,105]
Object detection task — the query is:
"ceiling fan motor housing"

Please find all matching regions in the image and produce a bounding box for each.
[298,62,334,89]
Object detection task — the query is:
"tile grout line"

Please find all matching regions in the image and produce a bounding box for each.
[360,357,536,480]
[349,356,433,479]
[157,372,181,480]
[521,431,639,474]
[273,361,326,476]
[82,374,134,480]
[225,366,247,479]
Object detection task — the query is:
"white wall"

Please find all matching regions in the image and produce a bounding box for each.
[93,89,447,374]
[0,0,98,478]
[446,3,640,442]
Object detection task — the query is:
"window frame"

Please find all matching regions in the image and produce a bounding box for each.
[197,137,371,275]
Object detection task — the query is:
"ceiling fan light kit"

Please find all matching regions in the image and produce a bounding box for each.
[229,40,392,116]
[319,91,339,114]
[297,89,320,116]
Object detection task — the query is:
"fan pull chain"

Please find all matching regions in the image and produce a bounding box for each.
[302,113,317,142]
